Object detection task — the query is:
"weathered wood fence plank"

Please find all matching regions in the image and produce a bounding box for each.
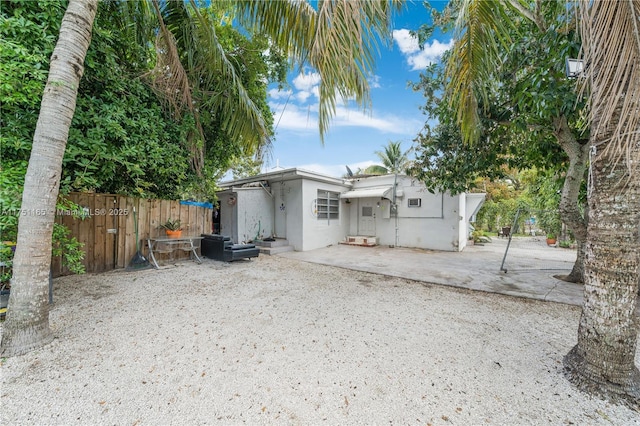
[53,193,212,277]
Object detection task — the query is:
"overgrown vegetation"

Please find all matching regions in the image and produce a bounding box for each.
[0,0,286,277]
[473,168,569,240]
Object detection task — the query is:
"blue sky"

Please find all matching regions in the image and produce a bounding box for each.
[262,0,451,178]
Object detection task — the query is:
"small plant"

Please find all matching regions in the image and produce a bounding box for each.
[51,223,85,275]
[0,242,15,285]
[546,233,557,240]
[160,218,182,231]
[559,240,571,249]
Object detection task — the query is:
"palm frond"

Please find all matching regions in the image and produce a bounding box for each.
[236,0,402,142]
[187,1,269,154]
[145,0,270,173]
[147,0,194,117]
[234,0,317,62]
[144,0,206,173]
[375,141,409,173]
[313,0,402,140]
[578,0,640,173]
[445,0,513,145]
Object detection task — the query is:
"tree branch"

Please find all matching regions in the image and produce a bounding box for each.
[504,0,546,31]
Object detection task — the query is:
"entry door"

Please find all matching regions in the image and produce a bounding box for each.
[358,199,376,236]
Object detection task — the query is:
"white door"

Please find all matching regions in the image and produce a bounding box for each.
[358,199,376,236]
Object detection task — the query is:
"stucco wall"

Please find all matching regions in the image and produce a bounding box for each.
[235,188,273,243]
[217,169,484,253]
[457,193,468,251]
[300,179,350,251]
[348,175,465,251]
[217,188,273,244]
[281,179,303,249]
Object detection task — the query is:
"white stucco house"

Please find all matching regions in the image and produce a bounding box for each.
[216,168,485,252]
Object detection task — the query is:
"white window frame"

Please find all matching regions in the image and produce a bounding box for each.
[317,190,340,220]
[408,198,422,208]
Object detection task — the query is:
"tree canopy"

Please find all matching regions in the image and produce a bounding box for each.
[410,1,585,195]
[1,0,287,202]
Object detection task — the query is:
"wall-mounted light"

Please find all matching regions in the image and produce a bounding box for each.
[566,58,584,78]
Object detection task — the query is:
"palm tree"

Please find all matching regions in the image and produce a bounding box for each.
[0,0,403,356]
[363,165,389,175]
[375,141,411,174]
[562,0,640,407]
[0,0,98,356]
[444,0,640,406]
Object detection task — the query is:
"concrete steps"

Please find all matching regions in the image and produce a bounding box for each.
[254,238,294,255]
[340,236,378,247]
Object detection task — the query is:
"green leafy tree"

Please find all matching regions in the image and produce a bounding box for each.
[363,165,389,176]
[473,177,519,232]
[229,156,262,180]
[412,1,588,282]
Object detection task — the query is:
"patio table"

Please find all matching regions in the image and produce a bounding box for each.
[146,236,203,269]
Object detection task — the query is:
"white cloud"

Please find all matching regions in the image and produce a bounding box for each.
[393,29,421,54]
[331,105,420,134]
[270,99,421,136]
[368,75,382,89]
[270,101,318,131]
[269,66,421,135]
[393,29,453,71]
[268,88,292,100]
[292,72,321,91]
[296,90,312,103]
[408,39,453,70]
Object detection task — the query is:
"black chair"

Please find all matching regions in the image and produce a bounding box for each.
[201,234,260,262]
[499,226,511,238]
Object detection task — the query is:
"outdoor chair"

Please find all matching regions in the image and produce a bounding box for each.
[201,234,260,262]
[499,226,511,238]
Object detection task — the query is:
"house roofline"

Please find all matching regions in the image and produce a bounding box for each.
[218,167,350,189]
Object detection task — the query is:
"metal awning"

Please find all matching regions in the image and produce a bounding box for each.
[340,186,403,200]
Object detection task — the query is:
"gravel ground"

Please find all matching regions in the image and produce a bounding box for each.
[1,255,639,425]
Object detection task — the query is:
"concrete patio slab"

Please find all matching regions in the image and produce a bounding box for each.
[278,237,585,306]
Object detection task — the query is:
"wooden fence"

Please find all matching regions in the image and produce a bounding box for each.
[52,193,213,276]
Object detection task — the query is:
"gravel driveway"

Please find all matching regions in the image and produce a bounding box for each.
[1,255,638,425]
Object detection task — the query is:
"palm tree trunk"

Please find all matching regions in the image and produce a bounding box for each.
[564,0,640,408]
[0,0,97,357]
[563,55,640,410]
[564,146,640,407]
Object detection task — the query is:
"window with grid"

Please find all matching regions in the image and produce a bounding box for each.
[317,190,340,220]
